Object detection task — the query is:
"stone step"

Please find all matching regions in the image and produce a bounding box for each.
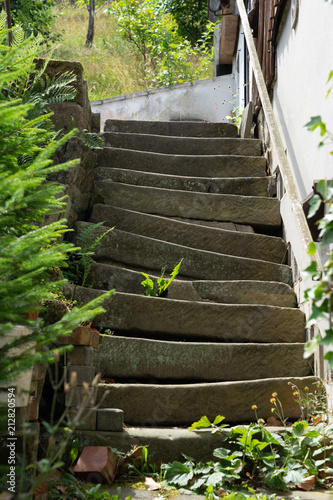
[95,376,316,425]
[90,205,286,264]
[74,222,291,282]
[104,119,238,137]
[91,182,281,230]
[96,148,267,178]
[89,263,297,308]
[74,288,305,343]
[95,335,312,382]
[94,167,273,197]
[102,132,262,156]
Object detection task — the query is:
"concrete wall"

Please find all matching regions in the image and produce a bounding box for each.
[91,75,235,130]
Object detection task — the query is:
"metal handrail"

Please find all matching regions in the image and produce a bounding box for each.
[235,0,322,271]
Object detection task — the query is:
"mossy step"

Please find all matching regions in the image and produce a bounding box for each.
[91,182,281,230]
[94,167,273,197]
[96,148,267,178]
[90,205,286,264]
[74,288,305,343]
[104,119,238,137]
[95,335,312,382]
[102,131,262,156]
[74,222,291,282]
[89,263,297,308]
[96,376,317,425]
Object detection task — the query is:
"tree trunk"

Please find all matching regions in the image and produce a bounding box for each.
[85,0,95,48]
[2,0,13,46]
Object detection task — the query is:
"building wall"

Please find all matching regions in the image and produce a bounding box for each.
[91,75,235,130]
[272,1,333,200]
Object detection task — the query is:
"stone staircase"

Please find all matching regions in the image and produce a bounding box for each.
[73,119,315,428]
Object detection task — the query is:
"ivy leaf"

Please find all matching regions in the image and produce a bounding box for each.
[307,194,322,218]
[323,351,333,370]
[304,334,321,358]
[315,179,327,200]
[304,116,326,137]
[308,242,317,256]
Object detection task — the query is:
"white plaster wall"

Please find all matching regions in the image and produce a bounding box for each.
[272,1,333,201]
[91,76,235,130]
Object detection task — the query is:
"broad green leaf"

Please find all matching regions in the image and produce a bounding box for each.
[323,351,333,370]
[189,415,212,430]
[308,241,317,256]
[308,194,322,218]
[316,179,328,199]
[213,415,225,425]
[292,421,309,436]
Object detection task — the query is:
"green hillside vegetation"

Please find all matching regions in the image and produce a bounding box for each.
[49,1,214,101]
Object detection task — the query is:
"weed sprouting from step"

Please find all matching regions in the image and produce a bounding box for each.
[161,387,333,497]
[140,259,183,297]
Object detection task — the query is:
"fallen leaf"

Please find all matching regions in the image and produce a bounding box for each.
[145,476,161,491]
[296,475,318,491]
[266,415,284,426]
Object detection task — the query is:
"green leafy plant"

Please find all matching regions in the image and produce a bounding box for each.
[302,69,333,370]
[1,0,61,45]
[141,259,182,297]
[189,415,228,432]
[108,0,214,88]
[65,222,114,287]
[0,23,113,400]
[161,411,333,496]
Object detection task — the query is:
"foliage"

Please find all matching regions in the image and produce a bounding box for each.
[0,28,112,385]
[162,414,333,496]
[303,70,333,370]
[189,415,228,432]
[162,0,211,45]
[108,0,214,88]
[141,260,182,297]
[65,222,114,287]
[2,0,60,44]
[51,3,148,100]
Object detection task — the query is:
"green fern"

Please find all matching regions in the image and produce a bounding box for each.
[65,222,114,287]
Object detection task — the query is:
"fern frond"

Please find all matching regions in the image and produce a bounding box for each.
[79,132,105,149]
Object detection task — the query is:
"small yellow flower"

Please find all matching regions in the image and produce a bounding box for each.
[304,386,309,391]
[293,391,299,396]
[270,398,276,404]
[272,392,277,397]
[252,405,257,410]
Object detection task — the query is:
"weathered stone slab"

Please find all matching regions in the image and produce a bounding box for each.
[96,376,316,425]
[96,148,267,178]
[102,132,262,156]
[89,263,297,307]
[91,182,281,229]
[74,222,290,282]
[104,119,238,137]
[95,336,311,381]
[191,280,297,307]
[74,288,305,343]
[94,167,273,197]
[90,205,286,263]
[96,409,124,432]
